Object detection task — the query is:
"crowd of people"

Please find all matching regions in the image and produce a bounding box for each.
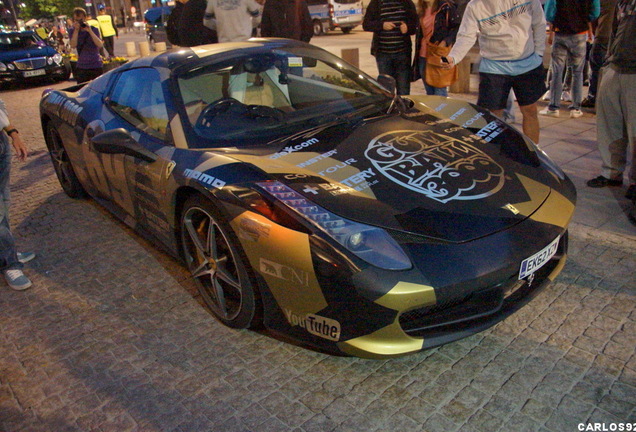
[2,0,635,290]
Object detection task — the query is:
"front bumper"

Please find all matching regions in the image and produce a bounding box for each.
[0,64,68,84]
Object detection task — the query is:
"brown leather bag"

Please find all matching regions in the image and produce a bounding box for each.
[425,42,458,88]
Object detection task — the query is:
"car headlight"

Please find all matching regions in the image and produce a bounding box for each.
[0,62,6,72]
[256,181,412,270]
[52,53,63,65]
[7,63,15,70]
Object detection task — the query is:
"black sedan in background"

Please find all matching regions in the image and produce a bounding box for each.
[0,31,69,87]
[39,39,576,358]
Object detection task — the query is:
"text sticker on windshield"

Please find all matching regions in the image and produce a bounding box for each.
[288,57,303,67]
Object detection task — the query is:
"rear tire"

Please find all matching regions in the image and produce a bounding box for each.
[341,27,353,34]
[180,195,261,329]
[45,122,87,199]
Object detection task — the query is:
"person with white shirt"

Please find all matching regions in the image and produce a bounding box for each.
[204,0,261,42]
[443,0,547,143]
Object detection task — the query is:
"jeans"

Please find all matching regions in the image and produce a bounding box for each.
[548,33,587,111]
[418,57,448,96]
[376,51,412,96]
[0,136,20,271]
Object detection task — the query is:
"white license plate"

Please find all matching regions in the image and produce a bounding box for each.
[519,235,560,280]
[23,69,46,77]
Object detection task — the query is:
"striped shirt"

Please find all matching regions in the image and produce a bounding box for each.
[378,0,409,53]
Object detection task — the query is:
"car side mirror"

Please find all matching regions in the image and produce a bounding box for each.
[377,74,397,95]
[91,128,158,163]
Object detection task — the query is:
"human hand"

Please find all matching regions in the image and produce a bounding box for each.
[399,22,407,34]
[10,134,28,162]
[441,56,455,69]
[382,21,396,31]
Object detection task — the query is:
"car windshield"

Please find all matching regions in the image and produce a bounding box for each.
[0,33,45,51]
[176,46,391,148]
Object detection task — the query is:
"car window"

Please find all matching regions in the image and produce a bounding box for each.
[108,68,169,139]
[176,49,384,146]
[0,33,43,50]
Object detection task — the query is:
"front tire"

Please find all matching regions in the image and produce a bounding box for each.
[180,195,260,329]
[45,122,86,198]
[313,19,324,36]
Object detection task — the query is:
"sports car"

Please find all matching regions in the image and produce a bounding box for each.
[0,31,69,87]
[40,39,576,358]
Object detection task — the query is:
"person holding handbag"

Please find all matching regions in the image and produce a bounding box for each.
[413,0,461,96]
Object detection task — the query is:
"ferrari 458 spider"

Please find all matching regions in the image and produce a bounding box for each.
[40,39,576,358]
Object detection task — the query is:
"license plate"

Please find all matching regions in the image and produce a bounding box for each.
[519,235,560,280]
[23,69,46,77]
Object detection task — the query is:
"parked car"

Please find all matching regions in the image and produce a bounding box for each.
[0,31,69,87]
[144,6,173,50]
[307,0,364,35]
[40,39,576,358]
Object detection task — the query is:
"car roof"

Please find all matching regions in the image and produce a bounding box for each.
[120,38,312,73]
[0,31,37,36]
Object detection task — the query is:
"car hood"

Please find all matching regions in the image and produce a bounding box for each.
[0,44,56,62]
[228,101,567,242]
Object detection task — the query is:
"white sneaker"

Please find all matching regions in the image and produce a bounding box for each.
[569,109,583,118]
[539,108,560,117]
[4,269,32,291]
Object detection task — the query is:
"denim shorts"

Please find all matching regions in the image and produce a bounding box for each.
[478,65,547,110]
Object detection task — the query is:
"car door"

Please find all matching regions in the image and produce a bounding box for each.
[86,67,175,241]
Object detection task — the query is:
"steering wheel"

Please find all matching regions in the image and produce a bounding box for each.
[246,105,285,122]
[195,98,246,128]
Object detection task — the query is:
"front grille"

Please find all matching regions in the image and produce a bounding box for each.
[400,232,568,338]
[13,57,47,70]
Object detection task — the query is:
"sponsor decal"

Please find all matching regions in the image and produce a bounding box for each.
[183,169,226,188]
[296,150,338,168]
[340,167,376,188]
[476,120,505,142]
[449,107,467,121]
[165,161,176,179]
[504,203,520,215]
[317,158,357,176]
[365,130,505,203]
[259,258,309,287]
[302,183,355,196]
[284,309,341,341]
[462,112,485,128]
[270,138,320,159]
[238,217,271,242]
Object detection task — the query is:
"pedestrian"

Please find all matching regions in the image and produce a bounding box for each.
[69,7,104,84]
[412,0,461,96]
[444,0,547,144]
[0,99,35,291]
[203,0,261,42]
[581,0,617,108]
[539,0,600,118]
[48,25,66,53]
[586,0,636,201]
[97,4,119,58]
[363,0,418,95]
[178,0,219,47]
[260,0,313,42]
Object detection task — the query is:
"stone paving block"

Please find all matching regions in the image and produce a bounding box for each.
[503,412,542,432]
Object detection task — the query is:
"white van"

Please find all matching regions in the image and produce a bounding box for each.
[307,0,364,35]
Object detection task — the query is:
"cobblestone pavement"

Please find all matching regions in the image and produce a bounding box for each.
[1,47,635,432]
